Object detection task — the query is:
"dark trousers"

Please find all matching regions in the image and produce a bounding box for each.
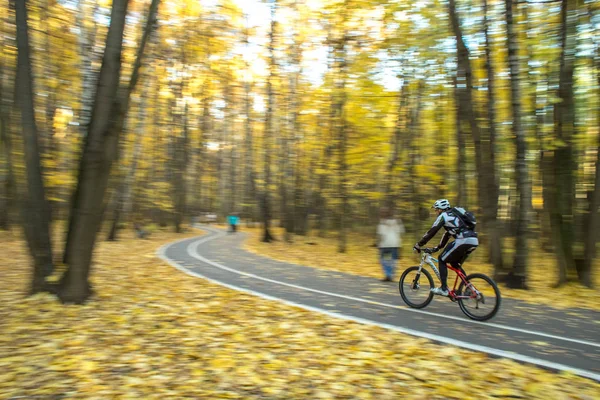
[438,237,478,290]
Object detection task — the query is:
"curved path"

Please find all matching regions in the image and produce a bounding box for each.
[158,225,600,382]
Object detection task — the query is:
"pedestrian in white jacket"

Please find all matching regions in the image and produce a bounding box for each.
[377,208,405,281]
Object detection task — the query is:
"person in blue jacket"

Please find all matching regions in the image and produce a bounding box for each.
[227,213,240,233]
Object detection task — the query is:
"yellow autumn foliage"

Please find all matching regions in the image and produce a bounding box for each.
[0,228,598,398]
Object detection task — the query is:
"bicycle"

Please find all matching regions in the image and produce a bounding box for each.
[398,248,501,321]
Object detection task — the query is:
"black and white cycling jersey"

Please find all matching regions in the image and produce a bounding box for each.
[417,208,477,249]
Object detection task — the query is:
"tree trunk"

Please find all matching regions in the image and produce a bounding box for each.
[261,0,277,243]
[385,77,409,213]
[171,88,188,233]
[449,0,487,214]
[581,23,599,286]
[316,144,332,238]
[453,75,467,208]
[483,0,504,276]
[582,145,599,288]
[63,0,159,269]
[279,129,292,242]
[58,0,145,304]
[195,94,208,214]
[409,81,424,221]
[15,0,54,294]
[0,15,14,231]
[107,99,146,241]
[76,0,100,136]
[0,109,15,231]
[551,0,578,286]
[173,140,186,233]
[504,0,530,288]
[228,85,237,216]
[243,67,256,222]
[334,24,349,253]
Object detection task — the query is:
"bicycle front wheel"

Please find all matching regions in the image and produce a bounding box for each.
[457,273,501,321]
[399,266,434,309]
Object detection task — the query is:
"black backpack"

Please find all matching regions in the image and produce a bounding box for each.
[451,207,476,231]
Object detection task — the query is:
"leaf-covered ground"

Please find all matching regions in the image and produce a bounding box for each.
[242,226,600,311]
[1,228,599,399]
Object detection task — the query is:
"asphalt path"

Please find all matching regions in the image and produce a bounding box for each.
[158,225,600,382]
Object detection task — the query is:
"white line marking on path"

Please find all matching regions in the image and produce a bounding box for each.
[156,229,600,382]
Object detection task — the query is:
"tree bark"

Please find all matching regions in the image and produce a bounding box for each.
[385,76,409,214]
[279,126,292,242]
[504,0,530,288]
[107,96,147,241]
[15,0,54,294]
[453,75,467,208]
[483,0,504,276]
[76,0,100,136]
[174,103,188,233]
[582,145,599,288]
[243,49,257,222]
[581,20,599,287]
[261,0,277,243]
[0,111,14,231]
[551,0,578,286]
[334,17,349,254]
[0,3,14,231]
[197,72,211,214]
[0,58,15,230]
[449,0,487,214]
[63,0,159,268]
[58,0,139,304]
[228,83,237,216]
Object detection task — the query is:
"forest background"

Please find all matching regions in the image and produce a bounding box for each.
[0,0,598,304]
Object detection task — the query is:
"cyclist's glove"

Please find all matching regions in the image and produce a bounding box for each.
[431,246,440,253]
[413,243,421,253]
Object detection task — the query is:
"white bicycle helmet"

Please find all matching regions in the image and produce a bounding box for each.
[432,199,451,210]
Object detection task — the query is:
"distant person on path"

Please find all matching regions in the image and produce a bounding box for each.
[227,213,240,233]
[377,207,405,282]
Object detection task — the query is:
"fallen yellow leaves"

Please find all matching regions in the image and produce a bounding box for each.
[242,225,600,312]
[0,227,599,399]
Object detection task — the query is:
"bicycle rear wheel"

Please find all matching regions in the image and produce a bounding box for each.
[399,266,434,309]
[457,273,501,321]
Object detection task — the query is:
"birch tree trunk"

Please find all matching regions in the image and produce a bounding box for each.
[76,0,100,136]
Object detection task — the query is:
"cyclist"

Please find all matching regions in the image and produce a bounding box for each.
[413,199,478,296]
